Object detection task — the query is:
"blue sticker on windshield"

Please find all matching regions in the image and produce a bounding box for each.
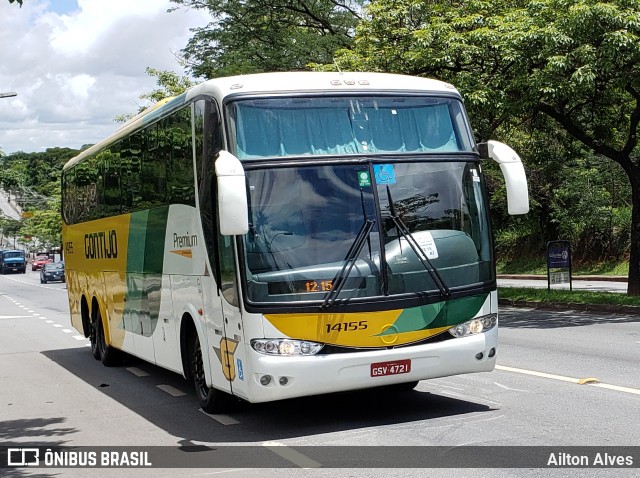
[374,164,397,184]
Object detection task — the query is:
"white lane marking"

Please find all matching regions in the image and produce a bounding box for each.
[127,367,150,377]
[62,329,74,334]
[157,384,187,397]
[45,320,54,323]
[52,324,63,328]
[262,441,321,468]
[493,381,529,392]
[496,365,640,396]
[199,409,240,425]
[73,335,87,341]
[0,315,33,319]
[591,383,640,396]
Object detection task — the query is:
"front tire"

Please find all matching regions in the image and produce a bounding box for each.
[190,332,235,413]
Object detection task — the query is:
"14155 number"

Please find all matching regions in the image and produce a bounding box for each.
[325,321,368,333]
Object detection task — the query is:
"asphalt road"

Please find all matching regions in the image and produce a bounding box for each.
[1,270,639,477]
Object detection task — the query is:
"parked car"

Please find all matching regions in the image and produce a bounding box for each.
[32,254,52,271]
[40,261,65,283]
[0,249,26,274]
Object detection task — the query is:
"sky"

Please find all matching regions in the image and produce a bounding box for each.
[0,0,211,155]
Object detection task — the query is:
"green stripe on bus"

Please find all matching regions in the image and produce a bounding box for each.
[126,207,169,274]
[376,293,488,336]
[127,210,149,272]
[144,206,170,274]
[122,207,170,337]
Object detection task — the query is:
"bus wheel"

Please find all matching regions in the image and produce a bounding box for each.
[190,333,234,414]
[90,317,101,360]
[95,311,118,366]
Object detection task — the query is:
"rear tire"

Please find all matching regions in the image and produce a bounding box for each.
[95,310,118,366]
[190,332,235,413]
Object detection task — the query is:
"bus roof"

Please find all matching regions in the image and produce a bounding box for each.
[63,72,460,171]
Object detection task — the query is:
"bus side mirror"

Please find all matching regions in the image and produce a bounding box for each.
[215,151,249,235]
[478,141,529,215]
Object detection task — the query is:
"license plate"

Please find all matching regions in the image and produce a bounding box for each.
[370,359,411,377]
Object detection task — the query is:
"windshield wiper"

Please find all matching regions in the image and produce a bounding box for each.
[321,218,376,309]
[385,186,450,298]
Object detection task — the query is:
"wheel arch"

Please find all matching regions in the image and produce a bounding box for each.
[179,311,212,387]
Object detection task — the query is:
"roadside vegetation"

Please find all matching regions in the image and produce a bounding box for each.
[2,0,639,296]
[497,258,629,277]
[499,287,640,308]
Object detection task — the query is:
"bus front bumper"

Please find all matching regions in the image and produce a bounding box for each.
[240,327,497,403]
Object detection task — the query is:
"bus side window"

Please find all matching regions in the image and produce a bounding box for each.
[141,127,167,207]
[169,107,195,205]
[217,234,239,307]
[121,136,142,211]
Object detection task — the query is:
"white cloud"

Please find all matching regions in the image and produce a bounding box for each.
[0,0,210,155]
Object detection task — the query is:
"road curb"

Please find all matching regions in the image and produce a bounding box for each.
[498,298,640,315]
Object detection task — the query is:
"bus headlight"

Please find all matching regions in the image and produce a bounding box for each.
[251,339,324,356]
[448,314,497,338]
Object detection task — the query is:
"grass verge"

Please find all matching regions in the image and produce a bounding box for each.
[498,287,640,307]
[496,257,629,276]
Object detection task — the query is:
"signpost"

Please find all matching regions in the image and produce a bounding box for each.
[547,240,572,291]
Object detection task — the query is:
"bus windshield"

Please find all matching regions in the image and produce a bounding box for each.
[230,96,474,159]
[243,161,492,305]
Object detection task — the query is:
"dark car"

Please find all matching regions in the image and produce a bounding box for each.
[40,261,65,283]
[32,254,52,271]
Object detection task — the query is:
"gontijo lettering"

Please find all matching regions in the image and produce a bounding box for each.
[84,230,118,259]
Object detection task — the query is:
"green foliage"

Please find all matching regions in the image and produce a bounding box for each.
[20,201,62,250]
[170,0,366,78]
[329,0,640,292]
[115,68,194,123]
[499,287,640,307]
[496,257,629,276]
[0,148,79,249]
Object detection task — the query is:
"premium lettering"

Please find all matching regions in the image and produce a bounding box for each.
[173,231,198,248]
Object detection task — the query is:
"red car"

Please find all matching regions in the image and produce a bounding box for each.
[32,255,52,271]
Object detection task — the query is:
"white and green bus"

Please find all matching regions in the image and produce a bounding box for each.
[61,72,528,413]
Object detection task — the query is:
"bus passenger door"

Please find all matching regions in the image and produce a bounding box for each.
[215,234,247,399]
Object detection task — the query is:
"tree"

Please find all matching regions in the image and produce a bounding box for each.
[170,0,366,78]
[330,0,640,294]
[115,67,194,123]
[0,217,23,247]
[8,0,23,6]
